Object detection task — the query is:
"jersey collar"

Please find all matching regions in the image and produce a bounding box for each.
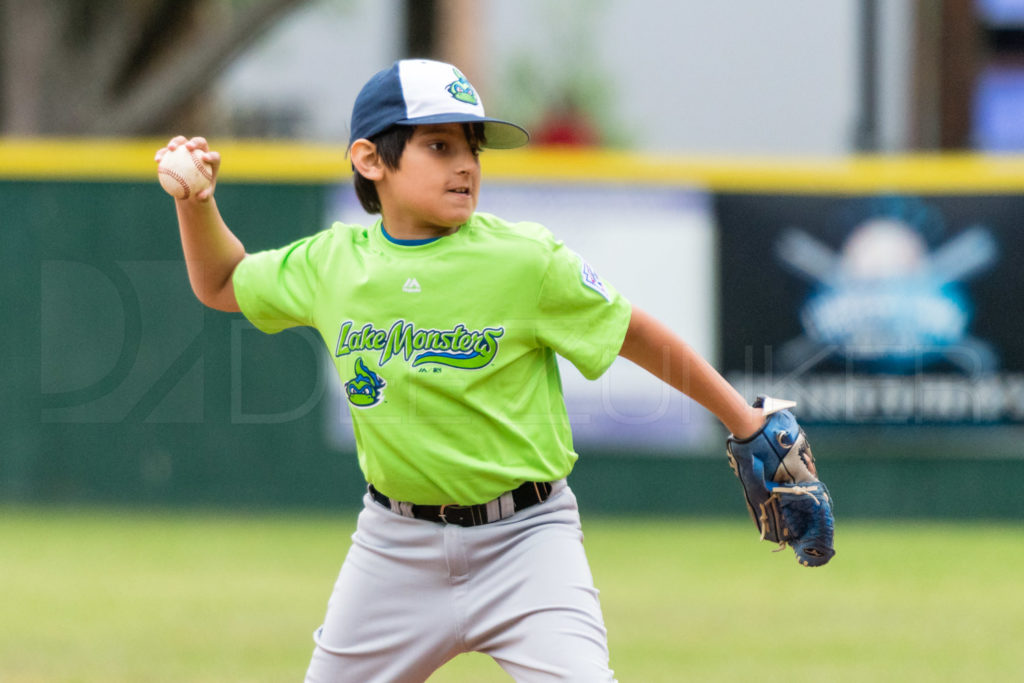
[381,223,442,246]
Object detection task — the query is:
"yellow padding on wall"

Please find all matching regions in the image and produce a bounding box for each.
[0,138,350,183]
[489,148,1024,194]
[3,137,1024,193]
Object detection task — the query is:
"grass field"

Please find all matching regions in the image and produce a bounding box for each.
[2,506,1022,682]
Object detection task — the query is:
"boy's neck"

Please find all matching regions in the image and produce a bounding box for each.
[380,215,461,241]
[382,224,443,245]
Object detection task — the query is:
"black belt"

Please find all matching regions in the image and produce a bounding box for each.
[368,481,555,527]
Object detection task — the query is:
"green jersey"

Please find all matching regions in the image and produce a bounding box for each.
[233,212,631,504]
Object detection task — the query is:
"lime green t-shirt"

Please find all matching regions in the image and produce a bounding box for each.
[232,212,631,504]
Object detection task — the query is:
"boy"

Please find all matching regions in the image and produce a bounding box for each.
[158,59,778,682]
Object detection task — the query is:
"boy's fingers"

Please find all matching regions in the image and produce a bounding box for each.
[202,150,221,172]
[157,135,190,160]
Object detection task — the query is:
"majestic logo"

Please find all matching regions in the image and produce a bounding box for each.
[402,277,421,293]
[446,68,478,105]
[344,357,386,408]
[335,319,504,370]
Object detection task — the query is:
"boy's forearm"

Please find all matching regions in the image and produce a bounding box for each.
[618,306,763,438]
[176,196,245,312]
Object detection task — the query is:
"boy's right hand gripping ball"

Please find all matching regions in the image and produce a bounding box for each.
[726,397,836,566]
[157,145,213,200]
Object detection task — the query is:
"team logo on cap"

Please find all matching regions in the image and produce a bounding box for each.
[446,68,478,105]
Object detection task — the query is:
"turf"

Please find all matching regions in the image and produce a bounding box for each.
[1,507,1021,682]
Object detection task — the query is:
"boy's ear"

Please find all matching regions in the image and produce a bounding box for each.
[350,139,384,180]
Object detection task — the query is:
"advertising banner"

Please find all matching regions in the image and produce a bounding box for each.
[717,193,1024,424]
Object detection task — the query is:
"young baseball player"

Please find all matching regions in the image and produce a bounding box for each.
[158,59,785,682]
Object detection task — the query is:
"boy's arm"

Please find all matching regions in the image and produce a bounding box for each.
[618,305,763,439]
[157,136,244,312]
[620,306,837,566]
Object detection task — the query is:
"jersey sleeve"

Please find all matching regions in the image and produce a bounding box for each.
[232,229,332,334]
[535,242,632,380]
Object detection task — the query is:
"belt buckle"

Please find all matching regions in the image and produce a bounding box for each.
[438,504,474,526]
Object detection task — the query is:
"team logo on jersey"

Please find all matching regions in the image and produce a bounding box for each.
[580,259,612,302]
[335,319,504,370]
[446,68,479,105]
[344,357,387,408]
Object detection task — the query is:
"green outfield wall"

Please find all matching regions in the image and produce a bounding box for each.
[3,140,1023,519]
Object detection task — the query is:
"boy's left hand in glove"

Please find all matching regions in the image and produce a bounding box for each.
[726,396,836,567]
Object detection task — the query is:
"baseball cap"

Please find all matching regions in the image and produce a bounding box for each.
[349,59,530,149]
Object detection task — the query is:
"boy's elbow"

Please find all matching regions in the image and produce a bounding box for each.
[190,260,242,312]
[206,296,241,313]
[194,283,240,312]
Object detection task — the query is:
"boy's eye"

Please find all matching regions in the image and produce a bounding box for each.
[428,141,447,151]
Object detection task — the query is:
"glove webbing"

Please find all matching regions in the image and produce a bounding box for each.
[757,484,825,546]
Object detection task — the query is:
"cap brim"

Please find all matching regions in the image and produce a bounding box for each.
[395,113,529,149]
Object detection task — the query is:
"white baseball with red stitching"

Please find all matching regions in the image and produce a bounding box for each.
[157,145,213,200]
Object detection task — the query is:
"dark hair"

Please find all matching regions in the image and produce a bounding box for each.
[352,123,487,214]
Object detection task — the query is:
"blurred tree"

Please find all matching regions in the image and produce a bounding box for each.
[492,0,624,147]
[0,0,310,136]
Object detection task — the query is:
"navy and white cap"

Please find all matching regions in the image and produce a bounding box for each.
[349,59,529,149]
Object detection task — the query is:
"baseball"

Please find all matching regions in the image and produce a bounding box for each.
[157,145,213,200]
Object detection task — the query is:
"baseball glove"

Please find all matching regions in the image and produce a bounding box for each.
[726,396,835,567]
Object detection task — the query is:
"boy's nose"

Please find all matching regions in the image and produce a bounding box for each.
[454,148,478,171]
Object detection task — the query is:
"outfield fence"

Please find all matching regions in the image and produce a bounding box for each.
[3,140,1022,518]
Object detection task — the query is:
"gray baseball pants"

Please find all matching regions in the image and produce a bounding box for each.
[304,481,616,682]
